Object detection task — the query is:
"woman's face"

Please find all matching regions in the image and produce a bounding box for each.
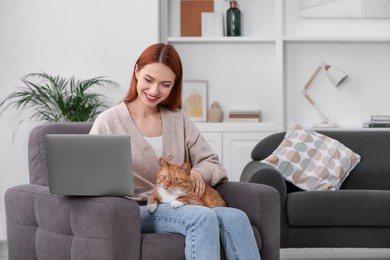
[135,62,176,109]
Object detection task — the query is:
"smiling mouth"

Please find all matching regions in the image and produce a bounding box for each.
[145,92,159,102]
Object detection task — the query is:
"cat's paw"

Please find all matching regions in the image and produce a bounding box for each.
[147,203,158,214]
[170,200,184,208]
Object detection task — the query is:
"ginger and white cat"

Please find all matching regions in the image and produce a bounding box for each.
[147,158,226,213]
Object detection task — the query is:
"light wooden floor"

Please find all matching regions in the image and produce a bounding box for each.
[2,241,390,260]
[281,248,390,260]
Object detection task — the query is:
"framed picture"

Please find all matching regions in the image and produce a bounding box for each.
[300,0,390,19]
[182,80,208,122]
[201,12,224,37]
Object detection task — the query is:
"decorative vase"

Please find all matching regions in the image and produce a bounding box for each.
[226,0,241,37]
[208,102,224,122]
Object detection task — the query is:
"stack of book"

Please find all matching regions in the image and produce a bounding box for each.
[228,110,261,122]
[363,115,390,128]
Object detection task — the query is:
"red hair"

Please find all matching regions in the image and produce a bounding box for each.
[123,43,183,110]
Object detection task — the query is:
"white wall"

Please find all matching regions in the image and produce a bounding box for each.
[0,0,159,240]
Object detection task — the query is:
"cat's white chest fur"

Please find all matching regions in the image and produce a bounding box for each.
[158,186,183,203]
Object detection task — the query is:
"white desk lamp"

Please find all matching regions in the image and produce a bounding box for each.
[301,62,349,128]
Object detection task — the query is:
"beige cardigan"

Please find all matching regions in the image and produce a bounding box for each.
[89,102,228,202]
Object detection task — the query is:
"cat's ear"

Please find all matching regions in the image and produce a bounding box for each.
[159,157,169,168]
[181,162,191,175]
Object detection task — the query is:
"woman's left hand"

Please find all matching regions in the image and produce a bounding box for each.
[190,170,205,199]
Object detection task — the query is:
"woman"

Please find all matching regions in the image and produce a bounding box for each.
[90,43,260,260]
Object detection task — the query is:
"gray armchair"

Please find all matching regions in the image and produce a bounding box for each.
[5,122,280,260]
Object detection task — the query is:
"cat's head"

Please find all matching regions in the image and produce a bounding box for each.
[156,158,192,195]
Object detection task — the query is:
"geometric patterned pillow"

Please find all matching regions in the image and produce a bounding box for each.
[261,123,361,191]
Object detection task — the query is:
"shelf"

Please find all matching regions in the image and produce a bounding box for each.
[167,36,275,44]
[169,36,390,44]
[283,36,390,43]
[161,0,390,131]
[314,127,390,132]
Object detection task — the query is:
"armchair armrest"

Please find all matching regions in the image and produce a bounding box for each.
[216,181,280,260]
[240,161,287,202]
[241,161,293,249]
[5,184,141,260]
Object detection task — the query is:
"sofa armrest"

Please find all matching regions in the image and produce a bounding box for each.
[240,161,287,201]
[216,181,280,260]
[5,184,141,260]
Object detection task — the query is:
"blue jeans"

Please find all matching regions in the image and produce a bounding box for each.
[140,204,261,260]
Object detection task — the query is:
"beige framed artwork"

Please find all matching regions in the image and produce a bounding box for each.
[182,80,208,122]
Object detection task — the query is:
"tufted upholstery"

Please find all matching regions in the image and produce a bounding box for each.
[5,184,141,260]
[5,122,280,260]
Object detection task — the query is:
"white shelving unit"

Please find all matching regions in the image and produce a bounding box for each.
[159,0,390,174]
[160,0,390,129]
[159,0,281,126]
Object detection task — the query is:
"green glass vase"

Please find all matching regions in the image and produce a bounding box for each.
[226,0,241,37]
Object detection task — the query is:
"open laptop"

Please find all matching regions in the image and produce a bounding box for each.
[45,134,134,196]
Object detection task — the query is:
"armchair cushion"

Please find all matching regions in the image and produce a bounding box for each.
[261,123,360,191]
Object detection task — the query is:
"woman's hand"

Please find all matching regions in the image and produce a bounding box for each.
[190,170,205,199]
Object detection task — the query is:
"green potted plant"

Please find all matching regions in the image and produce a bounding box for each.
[0,72,119,123]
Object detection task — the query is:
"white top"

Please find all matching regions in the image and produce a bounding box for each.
[144,135,163,160]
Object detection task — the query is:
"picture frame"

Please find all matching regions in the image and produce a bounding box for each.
[182,80,208,122]
[201,12,224,37]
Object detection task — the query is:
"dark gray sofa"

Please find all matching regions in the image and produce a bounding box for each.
[241,130,390,249]
[5,122,280,260]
